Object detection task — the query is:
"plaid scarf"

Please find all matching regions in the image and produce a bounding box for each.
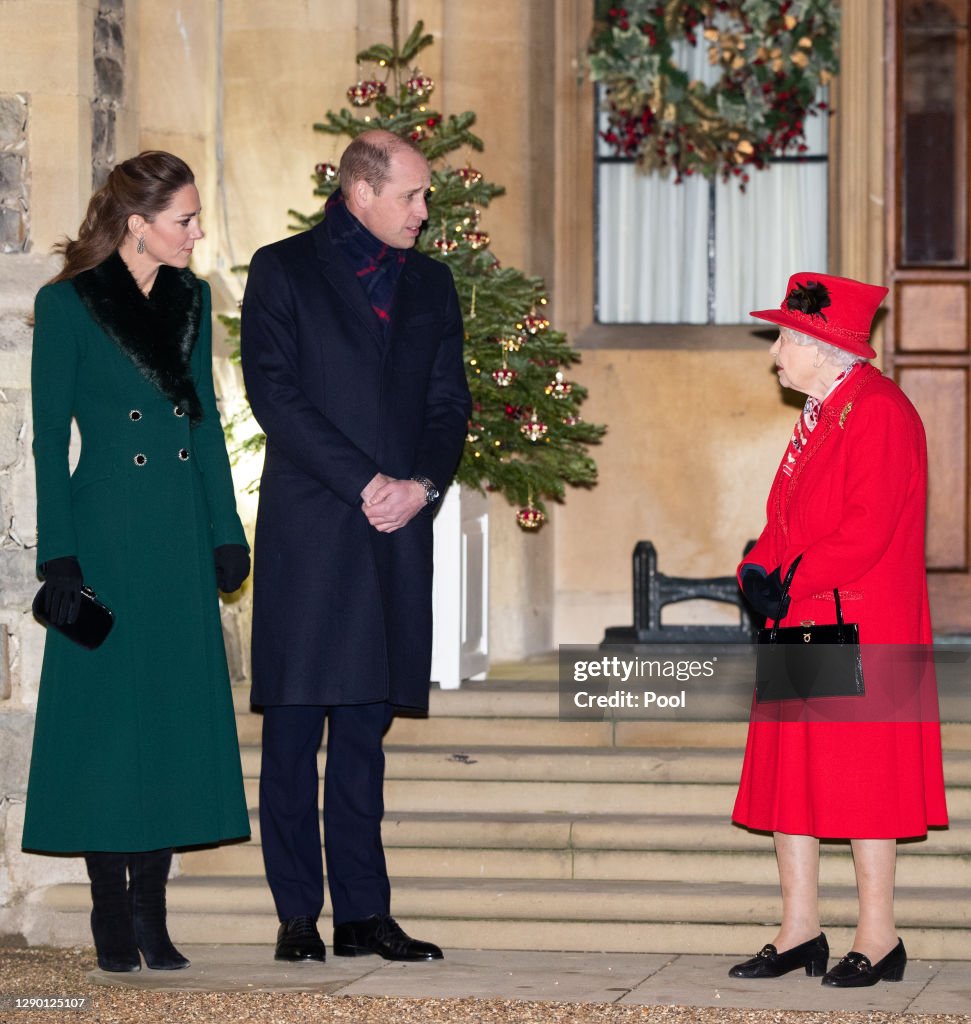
[782,362,858,477]
[325,188,407,335]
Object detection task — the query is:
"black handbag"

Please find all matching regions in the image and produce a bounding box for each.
[32,584,115,650]
[755,555,865,702]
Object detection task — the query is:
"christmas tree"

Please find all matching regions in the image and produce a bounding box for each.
[225,12,605,528]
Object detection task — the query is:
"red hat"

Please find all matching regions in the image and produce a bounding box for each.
[750,272,888,360]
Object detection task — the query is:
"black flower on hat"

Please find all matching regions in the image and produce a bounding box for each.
[785,280,831,320]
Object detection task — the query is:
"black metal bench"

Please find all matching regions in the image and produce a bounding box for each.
[601,540,758,646]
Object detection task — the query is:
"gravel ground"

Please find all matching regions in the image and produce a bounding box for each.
[3,948,971,1024]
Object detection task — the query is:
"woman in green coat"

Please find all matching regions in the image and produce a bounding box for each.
[24,152,250,972]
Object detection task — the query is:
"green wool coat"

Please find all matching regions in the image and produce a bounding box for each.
[23,255,250,853]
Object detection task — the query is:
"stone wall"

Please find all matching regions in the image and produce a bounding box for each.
[0,94,29,253]
[0,254,85,945]
[92,0,126,189]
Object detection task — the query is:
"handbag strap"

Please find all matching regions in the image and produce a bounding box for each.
[768,553,846,638]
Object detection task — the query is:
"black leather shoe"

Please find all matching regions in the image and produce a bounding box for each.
[333,914,443,961]
[728,933,829,978]
[275,916,325,962]
[822,939,906,987]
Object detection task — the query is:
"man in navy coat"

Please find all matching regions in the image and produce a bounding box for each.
[241,129,470,963]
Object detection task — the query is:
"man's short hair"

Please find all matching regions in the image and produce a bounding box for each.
[339,132,427,196]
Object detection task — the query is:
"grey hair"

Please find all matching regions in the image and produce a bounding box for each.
[781,327,865,369]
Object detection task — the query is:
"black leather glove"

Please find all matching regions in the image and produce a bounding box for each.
[42,555,84,626]
[741,564,791,622]
[214,544,250,593]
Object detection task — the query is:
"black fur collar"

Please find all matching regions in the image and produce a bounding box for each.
[72,251,204,422]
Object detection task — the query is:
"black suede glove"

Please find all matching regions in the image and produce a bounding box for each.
[214,544,250,593]
[42,555,84,626]
[741,564,791,622]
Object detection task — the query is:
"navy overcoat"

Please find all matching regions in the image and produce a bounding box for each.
[240,219,470,710]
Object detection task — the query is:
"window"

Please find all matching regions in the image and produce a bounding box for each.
[900,0,968,266]
[595,42,829,325]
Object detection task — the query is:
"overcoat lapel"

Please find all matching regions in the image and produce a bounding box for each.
[312,222,384,349]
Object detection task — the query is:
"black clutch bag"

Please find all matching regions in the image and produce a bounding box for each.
[755,554,865,703]
[32,584,115,650]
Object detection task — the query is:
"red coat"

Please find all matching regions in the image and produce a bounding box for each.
[732,364,948,838]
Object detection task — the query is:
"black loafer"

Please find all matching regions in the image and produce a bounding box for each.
[729,933,829,978]
[333,914,443,961]
[822,939,906,987]
[275,916,325,962]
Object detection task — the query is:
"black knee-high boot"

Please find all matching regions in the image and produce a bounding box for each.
[84,852,140,972]
[128,849,189,970]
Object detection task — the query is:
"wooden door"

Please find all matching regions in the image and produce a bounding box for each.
[886,0,971,631]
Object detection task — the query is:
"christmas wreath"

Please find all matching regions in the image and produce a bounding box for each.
[588,0,840,184]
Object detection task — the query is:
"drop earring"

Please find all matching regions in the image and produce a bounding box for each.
[136,236,145,255]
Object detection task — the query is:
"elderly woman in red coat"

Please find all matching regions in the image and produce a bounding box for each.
[730,273,947,988]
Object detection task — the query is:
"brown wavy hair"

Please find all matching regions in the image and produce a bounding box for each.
[51,151,195,283]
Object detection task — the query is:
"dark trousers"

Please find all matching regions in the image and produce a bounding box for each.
[259,702,394,926]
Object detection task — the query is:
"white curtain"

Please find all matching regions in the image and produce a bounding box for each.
[597,165,709,322]
[714,110,828,322]
[714,160,828,322]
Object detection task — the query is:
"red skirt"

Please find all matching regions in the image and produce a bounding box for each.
[732,720,948,839]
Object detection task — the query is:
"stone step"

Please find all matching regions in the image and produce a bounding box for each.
[38,876,971,959]
[179,810,971,888]
[185,808,971,857]
[238,744,748,784]
[241,775,745,816]
[237,743,971,786]
[234,712,622,749]
[232,681,971,753]
[181,838,971,890]
[236,711,971,754]
[231,683,564,720]
[236,742,971,816]
[242,776,971,818]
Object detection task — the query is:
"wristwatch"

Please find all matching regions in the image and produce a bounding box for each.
[410,475,440,505]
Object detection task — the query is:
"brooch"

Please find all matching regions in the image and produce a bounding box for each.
[839,402,853,429]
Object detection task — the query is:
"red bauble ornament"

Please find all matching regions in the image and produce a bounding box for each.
[347,80,386,106]
[521,312,550,334]
[457,166,483,188]
[406,72,435,98]
[517,505,545,529]
[463,230,490,250]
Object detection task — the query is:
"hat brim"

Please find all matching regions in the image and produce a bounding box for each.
[750,308,877,360]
